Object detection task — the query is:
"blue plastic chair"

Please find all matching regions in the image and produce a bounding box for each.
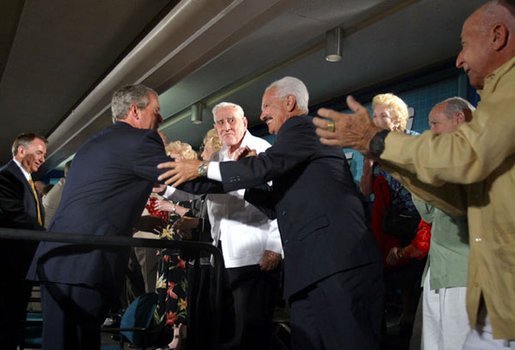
[102,292,161,350]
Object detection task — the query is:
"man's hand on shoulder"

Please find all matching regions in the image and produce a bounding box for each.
[157,159,202,187]
[233,146,257,160]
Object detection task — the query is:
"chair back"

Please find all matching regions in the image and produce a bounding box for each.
[120,292,158,345]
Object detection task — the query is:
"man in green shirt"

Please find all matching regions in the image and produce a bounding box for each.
[415,97,473,350]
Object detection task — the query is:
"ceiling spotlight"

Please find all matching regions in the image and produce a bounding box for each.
[191,102,203,124]
[325,27,343,62]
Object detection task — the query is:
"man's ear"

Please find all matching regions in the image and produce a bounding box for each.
[492,23,508,51]
[286,95,296,112]
[128,104,139,118]
[455,111,466,124]
[127,104,140,124]
[16,145,25,158]
[242,116,248,128]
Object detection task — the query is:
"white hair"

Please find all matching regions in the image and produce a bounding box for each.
[211,102,245,120]
[266,76,309,113]
[439,97,476,118]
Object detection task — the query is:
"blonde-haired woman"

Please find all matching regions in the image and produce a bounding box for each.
[359,93,422,335]
[370,93,410,132]
[200,128,222,161]
[154,141,197,350]
[158,131,221,349]
[360,93,415,204]
[165,141,198,161]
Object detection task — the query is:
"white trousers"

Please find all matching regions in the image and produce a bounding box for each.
[422,270,469,350]
[462,313,515,350]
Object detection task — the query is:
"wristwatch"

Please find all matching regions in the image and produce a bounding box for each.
[198,161,208,177]
[369,130,390,158]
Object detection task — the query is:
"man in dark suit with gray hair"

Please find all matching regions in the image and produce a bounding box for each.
[28,84,172,350]
[159,76,384,350]
[0,133,47,349]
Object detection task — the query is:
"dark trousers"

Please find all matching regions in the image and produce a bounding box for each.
[384,257,425,335]
[40,282,110,350]
[220,264,280,350]
[0,280,32,350]
[187,263,215,350]
[0,243,36,350]
[289,262,384,350]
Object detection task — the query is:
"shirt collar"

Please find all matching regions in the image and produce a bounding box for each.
[12,158,31,181]
[219,130,252,160]
[479,57,515,98]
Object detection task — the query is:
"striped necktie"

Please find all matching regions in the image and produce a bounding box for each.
[28,177,43,226]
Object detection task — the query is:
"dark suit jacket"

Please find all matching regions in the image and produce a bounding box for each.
[219,116,381,298]
[0,160,45,286]
[27,122,173,300]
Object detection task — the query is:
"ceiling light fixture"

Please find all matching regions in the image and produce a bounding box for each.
[190,102,203,124]
[325,27,343,62]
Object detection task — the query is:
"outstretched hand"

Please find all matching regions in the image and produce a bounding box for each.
[157,159,202,187]
[313,95,380,154]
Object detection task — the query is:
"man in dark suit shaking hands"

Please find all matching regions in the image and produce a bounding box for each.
[159,77,384,350]
[0,133,47,349]
[28,84,171,350]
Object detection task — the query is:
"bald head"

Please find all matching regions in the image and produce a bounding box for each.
[482,0,515,22]
[456,0,515,89]
[429,97,474,135]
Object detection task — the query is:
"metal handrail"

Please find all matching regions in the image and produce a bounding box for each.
[0,227,224,348]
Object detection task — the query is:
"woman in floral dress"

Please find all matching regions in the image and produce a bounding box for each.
[153,141,197,349]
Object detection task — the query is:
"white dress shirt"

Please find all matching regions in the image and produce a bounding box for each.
[207,131,282,268]
[13,158,31,181]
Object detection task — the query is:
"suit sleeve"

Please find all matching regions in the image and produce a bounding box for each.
[0,173,42,230]
[131,130,224,194]
[220,117,318,192]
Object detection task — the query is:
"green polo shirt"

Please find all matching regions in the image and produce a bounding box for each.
[413,198,469,290]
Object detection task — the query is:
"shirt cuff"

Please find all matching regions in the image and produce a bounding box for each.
[163,186,176,199]
[207,161,222,181]
[369,130,389,158]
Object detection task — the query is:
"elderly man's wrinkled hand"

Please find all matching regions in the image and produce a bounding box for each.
[313,95,380,154]
[157,159,202,187]
[259,250,282,271]
[233,146,257,160]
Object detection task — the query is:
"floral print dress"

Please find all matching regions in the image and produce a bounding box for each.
[146,198,188,336]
